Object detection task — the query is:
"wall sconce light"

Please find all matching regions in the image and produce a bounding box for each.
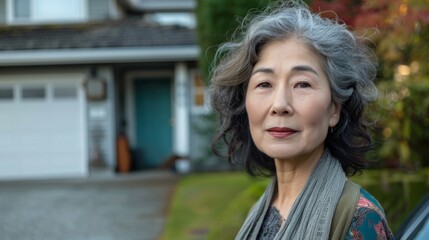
[85,67,107,101]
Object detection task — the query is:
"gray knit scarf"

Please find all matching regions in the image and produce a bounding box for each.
[235,150,346,240]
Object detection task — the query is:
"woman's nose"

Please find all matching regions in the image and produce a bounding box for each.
[271,88,293,115]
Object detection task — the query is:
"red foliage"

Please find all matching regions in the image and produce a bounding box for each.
[311,0,361,26]
[310,0,429,33]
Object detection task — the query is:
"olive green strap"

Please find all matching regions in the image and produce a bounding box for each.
[329,180,361,240]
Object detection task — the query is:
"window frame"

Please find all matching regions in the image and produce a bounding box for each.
[6,0,88,25]
[190,70,210,114]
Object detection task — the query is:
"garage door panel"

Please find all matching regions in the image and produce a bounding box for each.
[0,108,81,131]
[0,145,81,155]
[0,132,80,147]
[0,149,81,158]
[0,115,79,131]
[0,150,82,166]
[0,74,86,179]
[0,123,81,133]
[0,163,84,179]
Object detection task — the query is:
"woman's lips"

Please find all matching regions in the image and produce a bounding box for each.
[267,127,298,138]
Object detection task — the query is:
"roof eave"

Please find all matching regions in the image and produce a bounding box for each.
[0,45,199,66]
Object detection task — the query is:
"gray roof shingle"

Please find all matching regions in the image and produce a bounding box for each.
[0,17,196,51]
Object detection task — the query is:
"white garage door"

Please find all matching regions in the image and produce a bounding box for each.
[0,72,87,179]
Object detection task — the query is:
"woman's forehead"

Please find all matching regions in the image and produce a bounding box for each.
[253,38,328,76]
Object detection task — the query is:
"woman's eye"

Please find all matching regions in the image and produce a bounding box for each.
[295,82,311,88]
[257,82,271,88]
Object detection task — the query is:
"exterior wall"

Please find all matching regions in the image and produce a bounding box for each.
[189,114,212,164]
[5,0,88,24]
[86,66,116,169]
[0,0,120,25]
[188,70,230,171]
[0,0,6,24]
[189,112,231,171]
[88,0,114,21]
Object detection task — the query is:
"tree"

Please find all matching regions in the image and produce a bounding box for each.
[311,0,429,169]
[311,0,429,78]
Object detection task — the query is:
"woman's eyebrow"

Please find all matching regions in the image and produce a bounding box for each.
[252,65,320,76]
[291,65,320,76]
[251,67,274,75]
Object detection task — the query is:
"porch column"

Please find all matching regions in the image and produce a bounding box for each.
[174,62,190,157]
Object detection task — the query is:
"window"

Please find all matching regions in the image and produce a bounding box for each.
[22,86,46,100]
[9,0,86,24]
[13,0,30,20]
[0,87,14,100]
[53,85,78,99]
[191,71,208,112]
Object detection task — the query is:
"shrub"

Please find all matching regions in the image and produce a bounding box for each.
[369,79,429,169]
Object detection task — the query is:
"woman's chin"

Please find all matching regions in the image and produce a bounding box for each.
[263,150,298,161]
[263,146,324,163]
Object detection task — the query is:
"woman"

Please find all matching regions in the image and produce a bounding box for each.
[210,0,394,239]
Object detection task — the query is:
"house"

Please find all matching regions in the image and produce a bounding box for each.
[0,0,209,179]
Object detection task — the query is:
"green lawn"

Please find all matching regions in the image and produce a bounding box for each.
[160,172,263,240]
[161,169,429,239]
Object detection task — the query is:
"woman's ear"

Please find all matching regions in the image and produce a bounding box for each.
[329,102,341,127]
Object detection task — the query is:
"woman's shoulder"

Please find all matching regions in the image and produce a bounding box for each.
[356,188,386,217]
[344,188,395,240]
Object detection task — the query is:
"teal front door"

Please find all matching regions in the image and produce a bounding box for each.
[134,78,172,169]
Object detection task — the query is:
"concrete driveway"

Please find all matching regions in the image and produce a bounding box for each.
[0,170,178,240]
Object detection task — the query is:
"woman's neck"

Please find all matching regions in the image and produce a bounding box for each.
[272,147,324,221]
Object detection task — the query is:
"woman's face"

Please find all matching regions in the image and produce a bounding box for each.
[245,38,340,162]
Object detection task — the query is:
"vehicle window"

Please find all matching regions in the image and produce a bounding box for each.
[415,217,429,240]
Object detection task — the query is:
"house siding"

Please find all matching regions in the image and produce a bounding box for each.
[88,0,112,21]
[0,0,6,24]
[189,114,210,162]
[87,102,115,167]
[189,113,231,171]
[87,66,116,168]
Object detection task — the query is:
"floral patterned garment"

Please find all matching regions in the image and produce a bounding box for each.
[344,188,395,240]
[257,188,394,240]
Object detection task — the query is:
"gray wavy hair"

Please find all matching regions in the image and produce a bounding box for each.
[210,0,378,176]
